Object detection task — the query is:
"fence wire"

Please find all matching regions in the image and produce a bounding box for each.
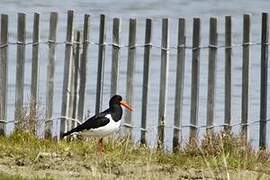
[1,117,270,132]
[0,40,268,50]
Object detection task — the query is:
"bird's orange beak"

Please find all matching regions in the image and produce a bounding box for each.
[120,101,133,112]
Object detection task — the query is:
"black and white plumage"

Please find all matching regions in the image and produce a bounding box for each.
[62,95,133,138]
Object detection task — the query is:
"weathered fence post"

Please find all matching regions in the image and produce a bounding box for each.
[241,14,251,142]
[111,18,121,96]
[158,18,169,149]
[190,18,201,142]
[173,18,186,151]
[60,10,74,138]
[14,13,26,128]
[71,31,82,128]
[141,19,152,145]
[206,17,218,134]
[0,14,8,135]
[77,14,90,122]
[30,12,40,133]
[124,18,136,136]
[224,16,232,131]
[68,29,82,129]
[95,14,106,114]
[45,12,58,138]
[259,12,269,149]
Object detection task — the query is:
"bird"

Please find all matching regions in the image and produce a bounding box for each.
[62,95,133,153]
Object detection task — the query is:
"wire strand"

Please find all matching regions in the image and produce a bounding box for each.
[0,40,268,50]
[1,117,269,134]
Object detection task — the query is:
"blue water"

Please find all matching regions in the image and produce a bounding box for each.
[1,0,270,149]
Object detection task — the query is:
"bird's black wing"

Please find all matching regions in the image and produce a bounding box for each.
[62,110,110,137]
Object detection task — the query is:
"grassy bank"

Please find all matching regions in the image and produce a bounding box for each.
[0,131,270,179]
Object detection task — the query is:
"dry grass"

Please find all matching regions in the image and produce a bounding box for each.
[1,103,270,179]
[0,130,269,179]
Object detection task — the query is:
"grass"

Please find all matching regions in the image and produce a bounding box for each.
[0,173,53,180]
[0,131,270,179]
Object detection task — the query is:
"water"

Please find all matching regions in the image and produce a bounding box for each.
[1,0,270,149]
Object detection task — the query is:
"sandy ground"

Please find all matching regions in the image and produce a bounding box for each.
[0,155,269,180]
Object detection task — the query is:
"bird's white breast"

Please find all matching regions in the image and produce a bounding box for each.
[80,114,121,137]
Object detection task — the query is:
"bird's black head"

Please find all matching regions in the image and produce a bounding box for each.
[109,95,133,111]
[109,94,133,113]
[108,95,123,121]
[109,95,123,107]
[108,95,133,121]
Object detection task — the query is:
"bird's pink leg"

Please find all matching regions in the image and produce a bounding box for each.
[98,138,104,154]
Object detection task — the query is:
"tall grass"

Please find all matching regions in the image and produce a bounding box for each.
[0,130,269,179]
[1,103,269,179]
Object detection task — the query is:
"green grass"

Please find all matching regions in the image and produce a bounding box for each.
[0,131,269,179]
[0,173,53,180]
[0,173,29,180]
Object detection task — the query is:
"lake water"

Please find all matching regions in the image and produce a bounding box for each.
[1,0,270,149]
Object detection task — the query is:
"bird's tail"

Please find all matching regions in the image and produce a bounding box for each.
[62,128,77,138]
[62,130,72,137]
[62,124,82,138]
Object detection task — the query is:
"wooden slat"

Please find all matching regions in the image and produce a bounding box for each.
[259,12,269,149]
[68,27,78,130]
[190,18,201,141]
[0,14,8,135]
[124,18,136,136]
[111,18,121,96]
[141,19,152,145]
[45,12,58,138]
[95,14,106,114]
[224,16,232,131]
[77,14,90,122]
[71,31,81,128]
[158,18,169,148]
[14,13,26,127]
[173,18,186,151]
[67,58,76,130]
[30,12,40,133]
[241,14,251,142]
[60,10,74,138]
[206,17,218,134]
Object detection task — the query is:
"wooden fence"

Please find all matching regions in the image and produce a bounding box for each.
[0,11,269,150]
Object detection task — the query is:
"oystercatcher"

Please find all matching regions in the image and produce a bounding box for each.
[62,95,133,153]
